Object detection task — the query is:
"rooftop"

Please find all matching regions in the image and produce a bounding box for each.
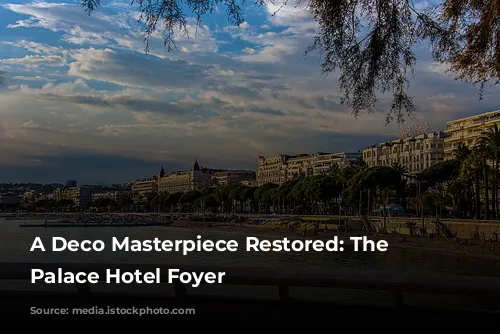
[446,109,500,124]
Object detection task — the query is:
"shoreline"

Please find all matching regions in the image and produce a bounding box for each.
[171,222,500,262]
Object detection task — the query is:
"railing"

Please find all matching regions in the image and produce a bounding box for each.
[1,263,500,309]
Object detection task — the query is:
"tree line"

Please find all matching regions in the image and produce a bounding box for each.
[14,124,500,221]
[136,124,500,221]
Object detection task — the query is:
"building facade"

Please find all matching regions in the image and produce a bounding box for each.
[444,109,500,159]
[157,160,213,194]
[256,154,288,185]
[212,170,256,186]
[53,187,91,209]
[256,152,361,186]
[92,190,131,202]
[131,177,157,196]
[311,152,362,174]
[362,131,446,174]
[241,180,258,187]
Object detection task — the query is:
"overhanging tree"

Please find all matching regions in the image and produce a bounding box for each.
[82,0,500,122]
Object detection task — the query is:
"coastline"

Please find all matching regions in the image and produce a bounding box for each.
[171,221,500,262]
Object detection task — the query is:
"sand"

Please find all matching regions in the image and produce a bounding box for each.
[171,221,500,261]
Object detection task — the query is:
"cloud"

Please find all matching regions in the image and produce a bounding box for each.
[3,1,138,47]
[242,47,256,54]
[67,48,215,89]
[1,55,66,68]
[1,40,67,55]
[16,78,95,95]
[0,0,499,184]
[21,120,40,128]
[3,1,218,54]
[12,75,54,82]
[264,0,310,22]
[427,62,451,75]
[0,70,7,85]
[207,84,262,100]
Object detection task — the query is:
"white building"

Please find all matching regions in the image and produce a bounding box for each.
[257,152,361,186]
[362,131,446,174]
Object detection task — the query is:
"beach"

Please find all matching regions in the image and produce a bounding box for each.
[171,220,500,261]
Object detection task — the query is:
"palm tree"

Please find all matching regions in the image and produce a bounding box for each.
[477,124,500,219]
[453,143,474,217]
[391,162,409,178]
[478,144,491,219]
[461,150,482,219]
[453,142,471,161]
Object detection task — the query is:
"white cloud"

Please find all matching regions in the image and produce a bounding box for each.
[264,0,309,19]
[18,78,94,95]
[3,2,139,47]
[224,3,316,64]
[3,1,219,57]
[240,41,300,63]
[21,120,40,128]
[1,55,66,67]
[1,40,66,55]
[63,26,109,45]
[12,75,54,82]
[243,47,256,54]
[428,62,450,75]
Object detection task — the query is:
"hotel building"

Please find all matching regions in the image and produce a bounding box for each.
[444,109,500,159]
[134,160,258,195]
[157,160,213,194]
[92,190,131,202]
[53,187,92,209]
[362,131,446,174]
[212,170,256,186]
[256,152,361,186]
[131,177,157,196]
[241,180,258,187]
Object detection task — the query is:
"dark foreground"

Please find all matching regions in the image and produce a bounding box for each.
[2,291,499,325]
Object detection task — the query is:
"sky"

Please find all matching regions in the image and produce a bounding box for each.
[0,0,499,184]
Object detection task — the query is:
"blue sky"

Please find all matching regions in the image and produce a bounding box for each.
[0,0,499,184]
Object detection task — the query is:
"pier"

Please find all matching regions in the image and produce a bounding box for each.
[19,221,172,228]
